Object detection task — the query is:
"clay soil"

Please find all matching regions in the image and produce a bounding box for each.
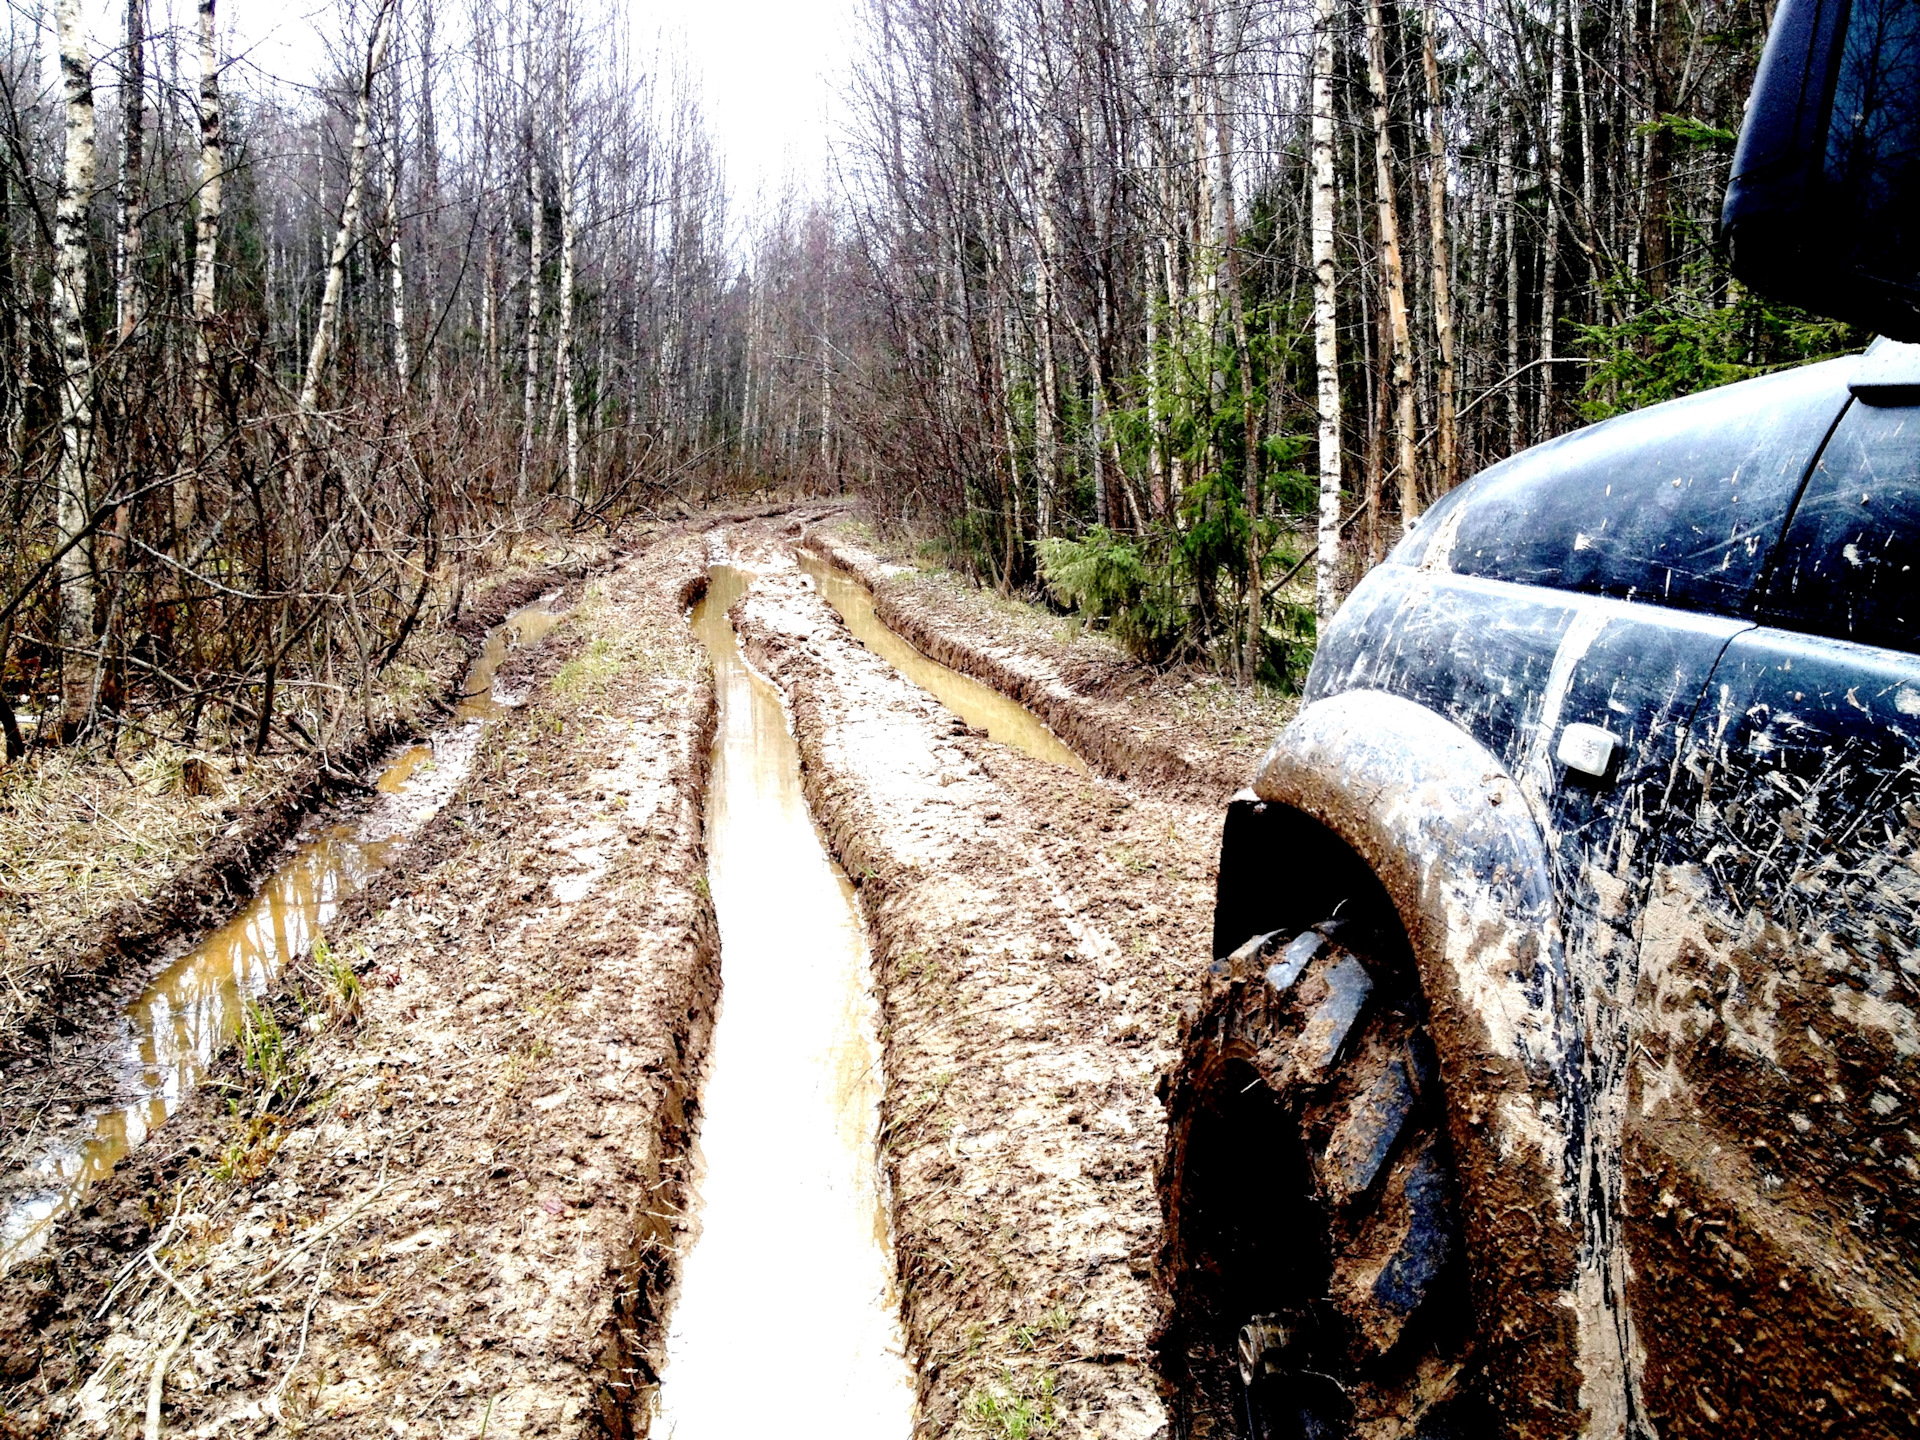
[723,524,1234,1437]
[1,504,1294,1439]
[0,530,720,1437]
[799,518,1296,805]
[0,533,616,1076]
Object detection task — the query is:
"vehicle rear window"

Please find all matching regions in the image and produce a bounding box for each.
[1753,400,1920,652]
[1422,359,1851,615]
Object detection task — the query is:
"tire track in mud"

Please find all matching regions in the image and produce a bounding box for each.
[0,535,722,1438]
[0,561,600,1079]
[731,558,1224,1438]
[798,527,1285,807]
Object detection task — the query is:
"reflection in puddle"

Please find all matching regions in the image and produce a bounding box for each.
[0,595,562,1269]
[797,550,1086,770]
[653,565,912,1436]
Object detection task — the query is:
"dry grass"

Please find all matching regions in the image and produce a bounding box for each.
[0,743,306,990]
[0,528,619,1036]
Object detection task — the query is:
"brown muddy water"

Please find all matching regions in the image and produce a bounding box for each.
[798,550,1087,770]
[0,597,562,1269]
[652,564,913,1436]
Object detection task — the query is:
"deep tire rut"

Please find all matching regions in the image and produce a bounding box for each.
[731,555,1223,1437]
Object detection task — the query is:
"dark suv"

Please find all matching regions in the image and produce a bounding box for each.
[1158,344,1920,1439]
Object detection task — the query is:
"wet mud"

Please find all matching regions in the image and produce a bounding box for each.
[797,551,1086,771]
[0,502,1297,1440]
[651,561,912,1435]
[0,533,721,1437]
[0,599,563,1270]
[726,543,1226,1437]
[799,524,1292,805]
[0,558,598,1077]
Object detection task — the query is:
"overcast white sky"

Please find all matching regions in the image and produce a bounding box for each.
[59,0,858,204]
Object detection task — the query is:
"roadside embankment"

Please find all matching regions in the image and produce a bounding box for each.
[799,519,1294,806]
[0,534,616,1074]
[731,552,1223,1438]
[0,532,717,1438]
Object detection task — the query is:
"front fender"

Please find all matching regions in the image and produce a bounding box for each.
[1233,690,1595,1437]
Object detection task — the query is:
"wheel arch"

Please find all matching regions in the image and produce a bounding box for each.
[1219,690,1594,1437]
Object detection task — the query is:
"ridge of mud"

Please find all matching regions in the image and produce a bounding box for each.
[0,555,608,1076]
[732,559,1222,1437]
[0,536,721,1438]
[800,525,1292,807]
[697,498,852,532]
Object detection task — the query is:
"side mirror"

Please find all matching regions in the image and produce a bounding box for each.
[1722,0,1920,339]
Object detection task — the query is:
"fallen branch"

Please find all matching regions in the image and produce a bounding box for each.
[143,1315,195,1440]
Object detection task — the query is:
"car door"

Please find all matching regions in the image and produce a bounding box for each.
[1629,396,1920,1437]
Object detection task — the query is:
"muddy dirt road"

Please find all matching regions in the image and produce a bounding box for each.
[0,511,1263,1438]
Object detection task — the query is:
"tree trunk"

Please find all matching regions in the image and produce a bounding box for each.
[1213,25,1261,680]
[1421,2,1458,496]
[1312,0,1343,625]
[53,0,98,739]
[115,0,144,340]
[1573,0,1599,319]
[386,42,410,387]
[518,145,544,505]
[1144,241,1165,516]
[298,0,396,416]
[557,11,579,500]
[818,287,832,488]
[1642,0,1675,297]
[1034,141,1061,537]
[1501,106,1522,453]
[192,0,222,419]
[1538,0,1566,433]
[1364,0,1419,527]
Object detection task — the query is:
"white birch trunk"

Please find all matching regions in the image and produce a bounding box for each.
[1144,241,1164,516]
[114,0,143,340]
[557,15,579,500]
[1365,0,1420,525]
[53,0,97,735]
[818,288,831,485]
[1501,108,1522,453]
[1312,0,1342,626]
[1186,0,1216,341]
[1539,0,1567,432]
[1574,1,1599,317]
[518,147,544,505]
[298,0,395,417]
[191,0,222,413]
[1422,4,1458,494]
[1034,136,1061,536]
[386,45,409,387]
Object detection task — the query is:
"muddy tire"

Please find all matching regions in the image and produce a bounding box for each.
[1156,917,1492,1440]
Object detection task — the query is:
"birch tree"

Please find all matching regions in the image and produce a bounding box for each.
[191,0,222,414]
[114,0,143,339]
[1538,0,1567,432]
[1313,0,1342,625]
[299,0,397,417]
[1365,0,1419,525]
[1421,2,1457,495]
[53,0,98,736]
[555,2,579,498]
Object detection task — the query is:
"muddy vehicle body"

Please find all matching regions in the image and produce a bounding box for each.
[1159,0,1920,1432]
[1160,345,1920,1438]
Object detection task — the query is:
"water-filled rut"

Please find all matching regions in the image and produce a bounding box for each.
[0,597,561,1268]
[654,564,914,1435]
[798,551,1085,771]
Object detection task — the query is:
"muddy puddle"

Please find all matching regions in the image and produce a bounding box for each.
[798,550,1086,770]
[653,563,912,1435]
[0,597,562,1269]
